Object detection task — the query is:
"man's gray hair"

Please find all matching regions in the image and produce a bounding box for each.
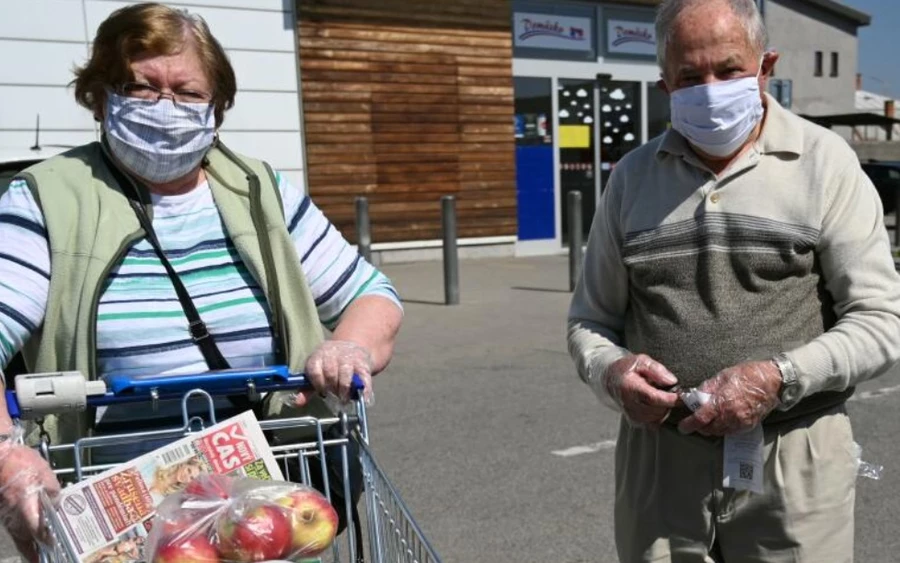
[655,0,768,71]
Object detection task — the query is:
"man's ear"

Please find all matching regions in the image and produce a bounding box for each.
[758,51,779,93]
[761,50,779,78]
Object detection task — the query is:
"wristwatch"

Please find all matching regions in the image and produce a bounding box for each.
[772,352,801,410]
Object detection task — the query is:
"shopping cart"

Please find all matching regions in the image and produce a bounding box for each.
[4,366,442,563]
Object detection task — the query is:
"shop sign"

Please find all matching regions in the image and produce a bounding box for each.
[513,12,593,52]
[606,19,657,57]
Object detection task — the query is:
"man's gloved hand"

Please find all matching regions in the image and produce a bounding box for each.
[677,360,782,436]
[599,354,681,429]
[295,340,374,407]
[0,437,60,563]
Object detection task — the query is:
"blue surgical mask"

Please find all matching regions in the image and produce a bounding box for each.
[669,66,764,158]
[104,92,216,183]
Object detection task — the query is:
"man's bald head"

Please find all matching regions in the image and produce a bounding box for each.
[656,0,767,80]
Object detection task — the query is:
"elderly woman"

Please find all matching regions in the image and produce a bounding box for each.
[0,3,402,559]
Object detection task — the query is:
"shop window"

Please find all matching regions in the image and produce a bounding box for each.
[514,77,553,146]
[647,82,670,140]
[598,80,643,190]
[814,51,823,77]
[559,78,596,243]
[769,79,793,109]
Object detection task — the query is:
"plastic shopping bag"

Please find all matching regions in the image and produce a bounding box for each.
[145,474,338,562]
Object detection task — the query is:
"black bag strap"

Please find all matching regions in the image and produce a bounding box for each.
[351,501,365,563]
[100,150,231,371]
[129,198,231,370]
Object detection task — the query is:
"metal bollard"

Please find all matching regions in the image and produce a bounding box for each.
[442,195,460,305]
[355,196,372,262]
[568,191,584,292]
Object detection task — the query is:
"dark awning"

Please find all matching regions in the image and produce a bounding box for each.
[803,0,871,26]
[800,112,900,128]
[801,112,900,141]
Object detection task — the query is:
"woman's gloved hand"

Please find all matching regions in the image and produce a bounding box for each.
[295,340,375,407]
[0,431,60,563]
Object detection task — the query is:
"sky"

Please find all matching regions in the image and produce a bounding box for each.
[839,0,900,99]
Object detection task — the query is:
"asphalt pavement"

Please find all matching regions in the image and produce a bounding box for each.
[367,255,900,563]
[2,254,899,562]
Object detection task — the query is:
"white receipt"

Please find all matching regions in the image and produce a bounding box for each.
[723,425,765,494]
[679,387,765,494]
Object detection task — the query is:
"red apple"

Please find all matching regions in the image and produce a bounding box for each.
[153,535,219,563]
[275,490,338,557]
[216,504,292,562]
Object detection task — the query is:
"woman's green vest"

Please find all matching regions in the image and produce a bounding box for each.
[13,141,328,464]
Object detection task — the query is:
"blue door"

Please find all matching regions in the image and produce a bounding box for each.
[514,77,555,241]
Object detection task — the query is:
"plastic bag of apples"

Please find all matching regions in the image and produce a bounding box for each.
[146,474,339,563]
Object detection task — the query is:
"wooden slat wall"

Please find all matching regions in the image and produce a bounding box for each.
[298,0,516,244]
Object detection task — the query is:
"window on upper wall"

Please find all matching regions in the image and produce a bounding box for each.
[831,52,839,77]
[769,79,793,109]
[815,51,823,77]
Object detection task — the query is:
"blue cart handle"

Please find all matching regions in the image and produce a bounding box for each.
[5,366,365,419]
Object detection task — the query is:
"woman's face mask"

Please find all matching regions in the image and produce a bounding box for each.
[103,91,216,184]
[669,61,765,158]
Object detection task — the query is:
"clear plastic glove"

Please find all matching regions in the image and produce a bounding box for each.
[853,442,884,480]
[295,340,374,407]
[0,429,60,562]
[677,360,782,436]
[599,354,680,429]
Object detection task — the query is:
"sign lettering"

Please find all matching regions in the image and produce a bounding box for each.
[514,12,594,52]
[606,19,657,57]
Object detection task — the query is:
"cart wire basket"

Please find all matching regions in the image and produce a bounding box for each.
[4,366,442,563]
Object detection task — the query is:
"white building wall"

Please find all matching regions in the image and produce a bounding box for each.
[0,0,306,188]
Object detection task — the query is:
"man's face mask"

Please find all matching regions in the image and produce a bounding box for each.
[669,59,765,158]
[103,91,216,184]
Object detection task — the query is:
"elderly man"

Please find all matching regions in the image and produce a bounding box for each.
[567,0,900,561]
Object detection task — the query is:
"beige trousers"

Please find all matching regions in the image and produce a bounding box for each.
[614,404,857,563]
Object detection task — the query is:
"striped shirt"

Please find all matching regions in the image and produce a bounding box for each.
[0,172,402,383]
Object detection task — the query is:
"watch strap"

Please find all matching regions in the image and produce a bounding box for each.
[772,352,801,410]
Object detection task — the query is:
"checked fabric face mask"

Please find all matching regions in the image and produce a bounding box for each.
[104,91,216,184]
[669,63,765,158]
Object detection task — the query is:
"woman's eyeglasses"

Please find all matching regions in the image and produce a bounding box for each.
[116,82,214,106]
